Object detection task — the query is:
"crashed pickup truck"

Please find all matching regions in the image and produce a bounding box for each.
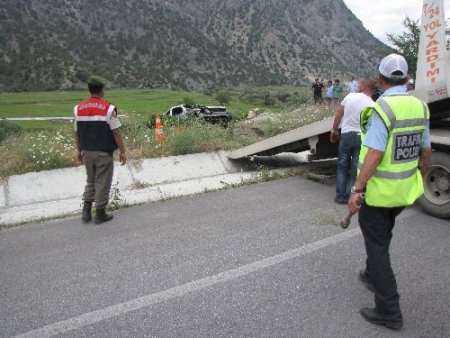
[165,104,232,126]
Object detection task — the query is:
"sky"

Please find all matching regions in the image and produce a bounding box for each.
[343,0,450,45]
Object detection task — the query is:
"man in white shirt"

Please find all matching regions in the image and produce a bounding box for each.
[330,77,375,203]
[347,76,358,93]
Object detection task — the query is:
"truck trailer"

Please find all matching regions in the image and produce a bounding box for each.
[413,0,450,218]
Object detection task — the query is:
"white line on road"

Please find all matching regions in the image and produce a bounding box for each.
[14,228,360,338]
[13,228,362,338]
[12,206,420,337]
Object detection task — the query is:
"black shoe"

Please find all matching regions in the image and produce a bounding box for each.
[82,201,92,223]
[358,270,374,292]
[360,307,403,330]
[94,208,113,224]
[334,197,347,205]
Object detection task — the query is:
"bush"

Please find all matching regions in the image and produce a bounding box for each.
[291,92,310,105]
[215,91,231,105]
[276,92,291,103]
[263,93,276,106]
[170,130,196,155]
[0,121,22,143]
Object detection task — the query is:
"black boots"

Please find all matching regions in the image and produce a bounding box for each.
[82,201,92,223]
[82,202,113,224]
[94,208,113,224]
[360,307,403,330]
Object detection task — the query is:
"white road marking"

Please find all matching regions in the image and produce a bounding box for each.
[13,228,361,338]
[12,208,417,338]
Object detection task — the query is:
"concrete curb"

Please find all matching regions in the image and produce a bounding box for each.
[0,151,304,226]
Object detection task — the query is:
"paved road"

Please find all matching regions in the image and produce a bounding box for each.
[1,176,449,338]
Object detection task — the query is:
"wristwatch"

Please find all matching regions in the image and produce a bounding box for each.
[350,186,363,194]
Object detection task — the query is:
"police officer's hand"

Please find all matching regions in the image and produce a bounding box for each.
[348,192,363,214]
[119,152,127,165]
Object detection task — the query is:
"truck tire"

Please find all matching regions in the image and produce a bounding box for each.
[418,151,450,219]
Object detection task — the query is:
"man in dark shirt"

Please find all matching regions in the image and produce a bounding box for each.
[311,78,324,104]
[74,75,127,224]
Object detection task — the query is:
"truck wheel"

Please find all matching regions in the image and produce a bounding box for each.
[418,151,450,219]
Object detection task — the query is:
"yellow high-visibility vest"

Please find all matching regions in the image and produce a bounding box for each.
[359,95,429,207]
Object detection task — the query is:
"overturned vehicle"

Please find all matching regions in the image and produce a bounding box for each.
[165,104,232,126]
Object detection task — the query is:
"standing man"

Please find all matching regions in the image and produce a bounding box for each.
[74,75,127,224]
[325,80,334,106]
[349,54,432,330]
[333,79,344,103]
[347,76,358,93]
[330,77,374,204]
[311,78,324,104]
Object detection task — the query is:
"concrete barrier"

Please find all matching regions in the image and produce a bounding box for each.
[0,151,249,226]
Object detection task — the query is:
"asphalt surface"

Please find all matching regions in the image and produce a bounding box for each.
[1,176,449,338]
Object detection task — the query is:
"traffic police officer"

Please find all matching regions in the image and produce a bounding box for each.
[348,54,432,330]
[74,75,127,224]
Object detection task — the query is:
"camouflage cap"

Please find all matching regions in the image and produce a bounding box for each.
[87,75,107,87]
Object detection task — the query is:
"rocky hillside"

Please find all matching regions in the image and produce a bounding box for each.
[0,0,389,91]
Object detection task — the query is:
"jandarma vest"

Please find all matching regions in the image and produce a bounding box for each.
[74,97,118,154]
[359,95,429,207]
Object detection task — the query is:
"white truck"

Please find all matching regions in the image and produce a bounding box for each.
[413,0,450,218]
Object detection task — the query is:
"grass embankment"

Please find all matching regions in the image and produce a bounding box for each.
[0,87,334,178]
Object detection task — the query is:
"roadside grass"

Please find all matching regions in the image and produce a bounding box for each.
[0,86,334,178]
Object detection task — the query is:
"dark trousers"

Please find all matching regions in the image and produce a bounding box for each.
[82,150,114,209]
[313,92,323,104]
[336,132,361,200]
[359,203,404,314]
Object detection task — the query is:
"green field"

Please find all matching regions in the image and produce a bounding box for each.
[0,88,270,128]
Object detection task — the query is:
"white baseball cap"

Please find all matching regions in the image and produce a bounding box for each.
[378,54,408,80]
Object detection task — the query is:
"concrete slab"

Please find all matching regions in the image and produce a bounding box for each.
[0,197,82,225]
[7,166,86,207]
[0,145,313,227]
[227,117,334,159]
[2,151,287,226]
[120,172,260,206]
[0,165,304,226]
[110,164,136,190]
[129,151,238,186]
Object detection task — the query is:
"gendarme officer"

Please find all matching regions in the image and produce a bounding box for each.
[74,75,127,224]
[348,54,432,330]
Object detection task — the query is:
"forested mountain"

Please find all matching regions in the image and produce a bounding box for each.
[0,0,389,92]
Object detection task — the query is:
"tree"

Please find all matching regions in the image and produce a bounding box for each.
[386,16,420,77]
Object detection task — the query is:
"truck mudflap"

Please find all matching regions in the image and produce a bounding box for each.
[418,151,450,218]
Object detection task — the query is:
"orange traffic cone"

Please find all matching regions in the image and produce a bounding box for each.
[154,112,165,142]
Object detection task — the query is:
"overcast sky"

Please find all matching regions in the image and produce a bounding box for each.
[343,0,450,45]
